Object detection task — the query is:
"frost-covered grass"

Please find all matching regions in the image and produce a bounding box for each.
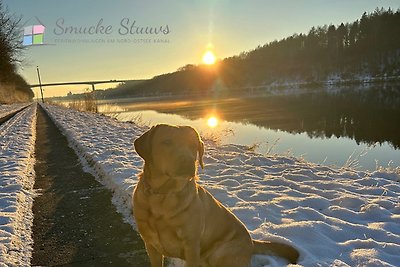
[0,104,29,119]
[42,104,400,267]
[67,93,97,113]
[0,104,36,267]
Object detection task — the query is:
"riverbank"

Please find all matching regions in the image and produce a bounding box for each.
[0,103,399,266]
[42,103,400,266]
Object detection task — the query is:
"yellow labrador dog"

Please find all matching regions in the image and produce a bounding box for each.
[133,124,299,267]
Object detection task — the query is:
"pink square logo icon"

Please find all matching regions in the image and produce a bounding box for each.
[33,25,45,34]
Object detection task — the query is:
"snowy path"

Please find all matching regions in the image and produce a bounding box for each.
[42,104,400,267]
[0,104,36,267]
[31,107,148,266]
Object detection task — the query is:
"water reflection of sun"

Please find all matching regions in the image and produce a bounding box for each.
[207,116,218,128]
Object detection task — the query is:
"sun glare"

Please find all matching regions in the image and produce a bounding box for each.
[202,51,216,65]
[207,116,218,128]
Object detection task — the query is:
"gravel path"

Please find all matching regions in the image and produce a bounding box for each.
[31,106,149,266]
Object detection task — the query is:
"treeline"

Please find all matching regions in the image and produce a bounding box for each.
[0,1,33,103]
[234,7,400,84]
[109,8,400,98]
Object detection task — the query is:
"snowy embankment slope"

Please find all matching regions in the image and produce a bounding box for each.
[42,104,400,267]
[0,104,29,119]
[0,104,36,267]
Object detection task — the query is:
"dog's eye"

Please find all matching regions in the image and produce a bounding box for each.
[162,139,172,145]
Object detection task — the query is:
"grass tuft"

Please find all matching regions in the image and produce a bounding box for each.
[67,92,97,113]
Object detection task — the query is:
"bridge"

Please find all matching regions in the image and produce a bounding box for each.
[30,66,142,106]
[30,79,137,90]
[30,79,141,113]
[30,79,140,105]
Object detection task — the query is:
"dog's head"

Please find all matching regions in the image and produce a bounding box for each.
[134,124,204,178]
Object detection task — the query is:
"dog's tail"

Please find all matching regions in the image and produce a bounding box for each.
[252,240,299,264]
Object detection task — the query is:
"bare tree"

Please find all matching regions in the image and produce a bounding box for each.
[0,0,24,79]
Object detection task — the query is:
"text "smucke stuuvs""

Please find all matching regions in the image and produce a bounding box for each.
[53,18,170,35]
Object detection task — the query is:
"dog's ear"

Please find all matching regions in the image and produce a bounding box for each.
[187,126,205,169]
[134,126,157,162]
[198,139,205,169]
[180,125,205,169]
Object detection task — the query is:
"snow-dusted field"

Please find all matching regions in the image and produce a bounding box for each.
[0,104,36,267]
[40,104,400,266]
[0,104,29,119]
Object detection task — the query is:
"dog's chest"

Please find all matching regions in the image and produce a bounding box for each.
[149,194,182,214]
[140,195,188,258]
[147,216,185,258]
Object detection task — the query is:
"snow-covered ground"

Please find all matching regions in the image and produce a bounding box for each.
[40,104,400,266]
[0,104,36,267]
[0,104,29,119]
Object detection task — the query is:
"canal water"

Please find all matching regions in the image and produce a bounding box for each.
[98,86,400,171]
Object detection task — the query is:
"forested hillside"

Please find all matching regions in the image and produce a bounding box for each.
[109,8,400,98]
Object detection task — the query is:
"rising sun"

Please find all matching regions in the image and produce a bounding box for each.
[202,51,216,65]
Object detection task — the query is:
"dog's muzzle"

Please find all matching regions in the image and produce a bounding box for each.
[176,156,196,177]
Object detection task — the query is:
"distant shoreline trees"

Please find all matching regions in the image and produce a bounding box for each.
[108,8,400,98]
[222,7,400,85]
